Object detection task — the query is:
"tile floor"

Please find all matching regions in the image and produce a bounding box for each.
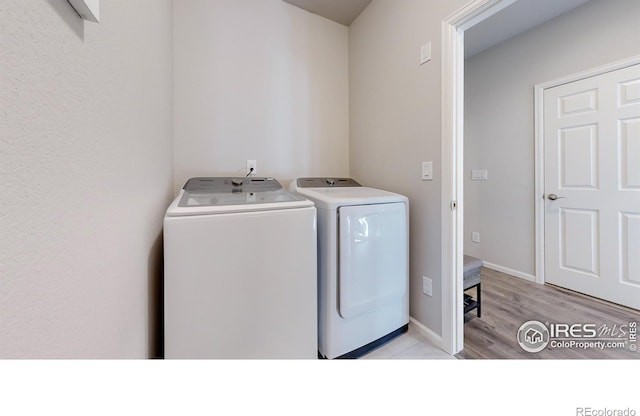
[362,321,455,359]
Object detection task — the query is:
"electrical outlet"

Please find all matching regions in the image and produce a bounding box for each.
[246,160,257,176]
[422,276,433,296]
[472,232,480,243]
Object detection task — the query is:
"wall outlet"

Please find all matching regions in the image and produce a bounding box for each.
[422,276,433,296]
[246,159,257,176]
[472,232,480,243]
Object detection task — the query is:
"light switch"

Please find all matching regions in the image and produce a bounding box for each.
[422,161,433,180]
[471,169,488,180]
[420,42,431,65]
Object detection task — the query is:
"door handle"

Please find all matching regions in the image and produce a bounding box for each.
[547,193,566,200]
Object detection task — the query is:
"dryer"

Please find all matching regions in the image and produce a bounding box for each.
[164,177,317,358]
[290,178,409,359]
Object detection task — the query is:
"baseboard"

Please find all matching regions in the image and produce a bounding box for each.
[483,261,536,282]
[408,316,443,349]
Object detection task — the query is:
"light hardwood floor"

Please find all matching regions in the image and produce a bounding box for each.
[459,268,640,359]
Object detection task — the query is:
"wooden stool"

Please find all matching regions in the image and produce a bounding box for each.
[463,255,483,318]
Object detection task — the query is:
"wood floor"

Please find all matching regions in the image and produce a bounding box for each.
[459,268,640,359]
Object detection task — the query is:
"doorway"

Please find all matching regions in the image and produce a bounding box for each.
[442,0,640,354]
[441,0,521,355]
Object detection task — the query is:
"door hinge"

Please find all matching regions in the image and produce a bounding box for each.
[450,200,457,211]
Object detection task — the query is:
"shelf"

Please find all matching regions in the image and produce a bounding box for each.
[464,293,479,314]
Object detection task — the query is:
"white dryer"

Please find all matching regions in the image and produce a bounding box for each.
[290,178,409,359]
[164,177,317,358]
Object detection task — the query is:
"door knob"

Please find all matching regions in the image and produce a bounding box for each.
[547,193,565,200]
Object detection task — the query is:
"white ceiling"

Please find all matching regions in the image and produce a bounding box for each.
[282,0,372,26]
[465,0,591,58]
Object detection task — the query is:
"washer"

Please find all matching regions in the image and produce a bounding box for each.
[290,178,409,359]
[164,177,317,358]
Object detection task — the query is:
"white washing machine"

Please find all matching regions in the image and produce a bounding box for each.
[164,177,317,358]
[290,178,409,359]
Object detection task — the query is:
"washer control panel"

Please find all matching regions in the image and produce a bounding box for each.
[183,177,282,192]
[296,178,361,188]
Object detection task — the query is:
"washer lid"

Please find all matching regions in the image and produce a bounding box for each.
[183,177,284,193]
[294,186,408,210]
[295,177,361,188]
[166,177,313,216]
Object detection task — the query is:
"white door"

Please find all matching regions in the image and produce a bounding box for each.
[544,63,640,310]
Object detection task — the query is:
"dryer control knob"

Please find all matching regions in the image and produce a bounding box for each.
[326,179,335,186]
[232,178,243,186]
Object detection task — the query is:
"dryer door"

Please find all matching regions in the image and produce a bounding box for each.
[338,202,407,319]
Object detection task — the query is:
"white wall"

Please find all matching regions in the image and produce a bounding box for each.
[0,0,173,358]
[464,0,640,277]
[173,0,349,189]
[349,0,467,336]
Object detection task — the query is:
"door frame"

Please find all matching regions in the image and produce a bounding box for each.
[441,0,519,355]
[533,55,640,285]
